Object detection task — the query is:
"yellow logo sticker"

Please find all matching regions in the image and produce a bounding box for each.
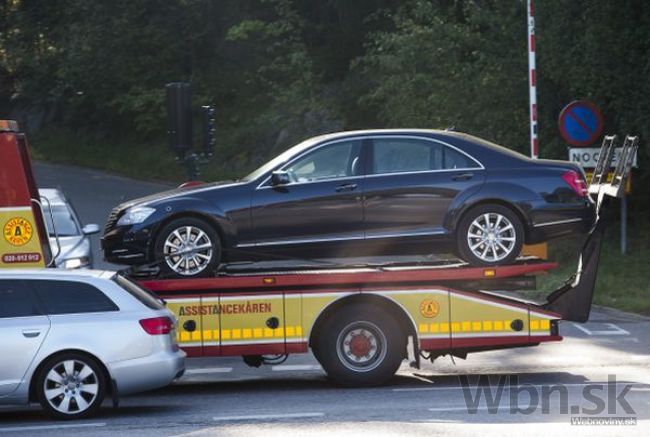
[3,217,34,246]
[419,299,440,318]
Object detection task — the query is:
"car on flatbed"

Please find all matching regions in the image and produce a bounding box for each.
[102,129,594,278]
[0,269,185,419]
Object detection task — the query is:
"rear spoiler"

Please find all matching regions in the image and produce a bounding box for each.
[543,135,638,322]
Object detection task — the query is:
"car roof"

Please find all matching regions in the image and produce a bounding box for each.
[0,268,115,280]
[305,128,448,142]
[38,188,68,206]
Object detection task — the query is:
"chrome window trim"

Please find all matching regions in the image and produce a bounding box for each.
[255,134,485,190]
[364,167,481,179]
[533,217,583,228]
[256,175,363,190]
[236,229,447,248]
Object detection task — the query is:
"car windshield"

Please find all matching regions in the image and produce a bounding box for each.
[241,137,323,182]
[44,205,80,237]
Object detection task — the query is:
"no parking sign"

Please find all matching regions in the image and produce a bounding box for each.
[558,100,604,147]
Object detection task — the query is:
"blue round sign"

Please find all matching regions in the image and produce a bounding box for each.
[558,100,604,147]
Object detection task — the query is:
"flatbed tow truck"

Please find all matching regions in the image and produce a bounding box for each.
[0,120,638,387]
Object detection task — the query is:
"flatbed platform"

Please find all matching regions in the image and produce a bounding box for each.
[139,258,557,293]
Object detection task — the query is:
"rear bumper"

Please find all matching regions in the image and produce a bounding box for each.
[527,201,595,244]
[108,349,186,396]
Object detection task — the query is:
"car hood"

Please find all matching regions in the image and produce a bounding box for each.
[50,236,90,265]
[117,180,246,210]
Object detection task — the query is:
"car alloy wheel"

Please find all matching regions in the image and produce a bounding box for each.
[42,359,100,416]
[336,321,387,372]
[466,212,517,262]
[163,225,214,276]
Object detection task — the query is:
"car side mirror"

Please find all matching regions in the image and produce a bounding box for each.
[82,224,100,235]
[271,171,291,186]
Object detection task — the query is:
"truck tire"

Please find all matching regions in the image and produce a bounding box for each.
[154,217,221,278]
[314,304,405,387]
[36,352,107,420]
[456,204,524,266]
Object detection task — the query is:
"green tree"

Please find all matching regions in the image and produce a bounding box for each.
[355,0,529,153]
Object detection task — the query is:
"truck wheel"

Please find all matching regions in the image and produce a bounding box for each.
[456,204,524,266]
[154,217,221,278]
[36,352,106,420]
[314,304,405,387]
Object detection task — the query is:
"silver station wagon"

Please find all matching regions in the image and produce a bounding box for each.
[0,269,185,419]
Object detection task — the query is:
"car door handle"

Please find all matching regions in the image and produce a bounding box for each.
[22,330,41,338]
[451,172,474,181]
[335,183,358,192]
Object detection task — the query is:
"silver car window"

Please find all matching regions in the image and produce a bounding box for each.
[44,206,80,237]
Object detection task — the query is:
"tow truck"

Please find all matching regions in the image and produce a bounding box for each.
[0,120,638,386]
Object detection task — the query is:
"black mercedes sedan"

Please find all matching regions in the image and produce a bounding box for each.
[102,130,594,277]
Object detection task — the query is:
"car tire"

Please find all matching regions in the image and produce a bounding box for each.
[456,204,524,266]
[36,352,107,420]
[314,304,405,387]
[154,217,221,278]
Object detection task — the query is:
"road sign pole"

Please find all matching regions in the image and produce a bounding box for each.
[621,195,627,255]
[527,0,538,159]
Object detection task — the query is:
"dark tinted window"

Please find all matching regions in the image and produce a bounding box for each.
[372,138,480,174]
[33,280,119,315]
[0,281,40,318]
[113,275,164,310]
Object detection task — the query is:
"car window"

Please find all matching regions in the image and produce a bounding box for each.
[284,141,360,183]
[43,205,80,237]
[113,274,165,310]
[371,138,480,174]
[32,280,119,315]
[0,281,41,318]
[438,145,481,170]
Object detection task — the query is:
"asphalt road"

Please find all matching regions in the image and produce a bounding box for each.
[1,308,649,436]
[8,161,646,435]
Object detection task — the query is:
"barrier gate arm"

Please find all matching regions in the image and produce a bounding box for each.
[543,135,638,322]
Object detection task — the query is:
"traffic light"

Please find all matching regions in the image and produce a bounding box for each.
[166,82,192,155]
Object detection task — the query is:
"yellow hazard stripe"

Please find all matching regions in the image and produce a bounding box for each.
[418,319,550,334]
[178,326,304,343]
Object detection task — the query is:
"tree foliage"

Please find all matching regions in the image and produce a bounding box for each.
[0,0,647,190]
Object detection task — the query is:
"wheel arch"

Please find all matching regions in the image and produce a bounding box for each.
[28,349,112,403]
[308,293,418,353]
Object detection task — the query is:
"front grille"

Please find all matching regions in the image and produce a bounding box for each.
[104,207,122,232]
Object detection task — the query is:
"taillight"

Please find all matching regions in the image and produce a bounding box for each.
[139,317,174,335]
[562,170,588,197]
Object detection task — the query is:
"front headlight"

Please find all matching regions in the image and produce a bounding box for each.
[63,257,91,269]
[117,206,156,226]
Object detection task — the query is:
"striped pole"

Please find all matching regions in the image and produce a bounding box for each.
[527,0,538,159]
